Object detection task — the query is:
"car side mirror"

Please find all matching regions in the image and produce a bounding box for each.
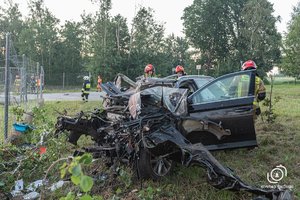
[187,97,193,104]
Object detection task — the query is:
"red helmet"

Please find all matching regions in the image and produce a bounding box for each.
[175,65,184,73]
[144,64,154,73]
[242,60,257,70]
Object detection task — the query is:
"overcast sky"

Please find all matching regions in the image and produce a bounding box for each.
[1,0,299,35]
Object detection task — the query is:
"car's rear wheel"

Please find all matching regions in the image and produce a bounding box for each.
[137,148,173,180]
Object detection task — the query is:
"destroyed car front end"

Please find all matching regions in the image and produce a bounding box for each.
[55,70,293,200]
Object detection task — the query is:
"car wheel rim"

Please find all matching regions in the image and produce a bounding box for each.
[150,155,172,177]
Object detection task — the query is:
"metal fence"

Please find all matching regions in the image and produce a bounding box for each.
[0,33,44,142]
[47,72,88,89]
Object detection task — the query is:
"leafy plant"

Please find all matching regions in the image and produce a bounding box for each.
[11,106,25,121]
[59,153,104,200]
[262,96,281,123]
[117,167,132,189]
[262,75,281,123]
[138,186,161,200]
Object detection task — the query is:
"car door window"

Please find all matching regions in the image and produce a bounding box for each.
[192,73,251,104]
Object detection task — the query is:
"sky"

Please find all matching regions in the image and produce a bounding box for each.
[0,0,299,36]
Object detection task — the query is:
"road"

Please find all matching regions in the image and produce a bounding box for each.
[0,91,104,103]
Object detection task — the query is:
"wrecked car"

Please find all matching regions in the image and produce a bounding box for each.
[55,70,292,199]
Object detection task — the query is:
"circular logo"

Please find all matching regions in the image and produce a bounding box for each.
[267,164,287,184]
[270,167,284,182]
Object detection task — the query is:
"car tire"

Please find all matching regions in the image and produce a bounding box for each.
[137,148,173,180]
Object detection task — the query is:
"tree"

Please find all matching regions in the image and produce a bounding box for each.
[282,3,300,83]
[240,0,281,74]
[0,0,24,60]
[160,34,192,75]
[182,0,234,71]
[85,0,131,81]
[18,0,59,83]
[51,21,83,85]
[182,0,281,76]
[129,7,165,78]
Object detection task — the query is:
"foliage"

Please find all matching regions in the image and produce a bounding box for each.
[262,96,281,123]
[138,186,161,200]
[182,0,281,76]
[116,167,132,189]
[282,2,300,82]
[127,7,165,78]
[0,1,24,52]
[11,105,25,121]
[0,0,196,85]
[60,154,94,194]
[0,104,70,193]
[260,75,281,123]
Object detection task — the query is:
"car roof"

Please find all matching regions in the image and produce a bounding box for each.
[177,75,214,81]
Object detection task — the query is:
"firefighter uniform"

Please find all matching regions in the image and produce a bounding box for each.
[81,76,91,102]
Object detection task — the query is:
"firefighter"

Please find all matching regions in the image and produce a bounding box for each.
[30,75,36,94]
[97,75,102,92]
[175,65,186,77]
[81,76,91,102]
[14,75,21,93]
[241,60,266,118]
[144,64,155,78]
[36,76,40,91]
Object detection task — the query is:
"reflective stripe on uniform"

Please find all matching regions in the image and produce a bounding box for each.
[253,76,265,106]
[82,82,91,94]
[237,75,250,97]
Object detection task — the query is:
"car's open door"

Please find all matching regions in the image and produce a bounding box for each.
[186,70,257,150]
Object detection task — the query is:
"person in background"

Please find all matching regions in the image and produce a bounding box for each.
[30,75,36,94]
[144,64,155,78]
[81,76,91,102]
[36,75,41,91]
[97,75,102,92]
[241,60,266,118]
[14,75,21,93]
[175,65,186,77]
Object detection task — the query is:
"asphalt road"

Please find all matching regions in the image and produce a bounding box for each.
[0,91,104,103]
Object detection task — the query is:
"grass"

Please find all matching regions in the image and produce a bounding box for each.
[266,76,299,85]
[0,83,299,199]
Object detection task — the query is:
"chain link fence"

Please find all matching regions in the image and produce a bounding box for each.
[46,71,95,91]
[0,33,95,142]
[0,33,44,142]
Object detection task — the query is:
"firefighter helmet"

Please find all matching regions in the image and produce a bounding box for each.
[144,64,155,73]
[242,60,257,70]
[175,65,184,73]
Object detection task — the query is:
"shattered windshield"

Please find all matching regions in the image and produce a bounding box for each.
[129,86,188,118]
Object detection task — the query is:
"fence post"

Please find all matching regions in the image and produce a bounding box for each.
[22,54,28,103]
[4,33,10,141]
[40,66,44,99]
[36,62,39,100]
[63,72,65,89]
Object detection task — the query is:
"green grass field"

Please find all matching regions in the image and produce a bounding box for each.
[0,83,299,199]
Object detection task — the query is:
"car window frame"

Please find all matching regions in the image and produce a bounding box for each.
[188,70,256,106]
